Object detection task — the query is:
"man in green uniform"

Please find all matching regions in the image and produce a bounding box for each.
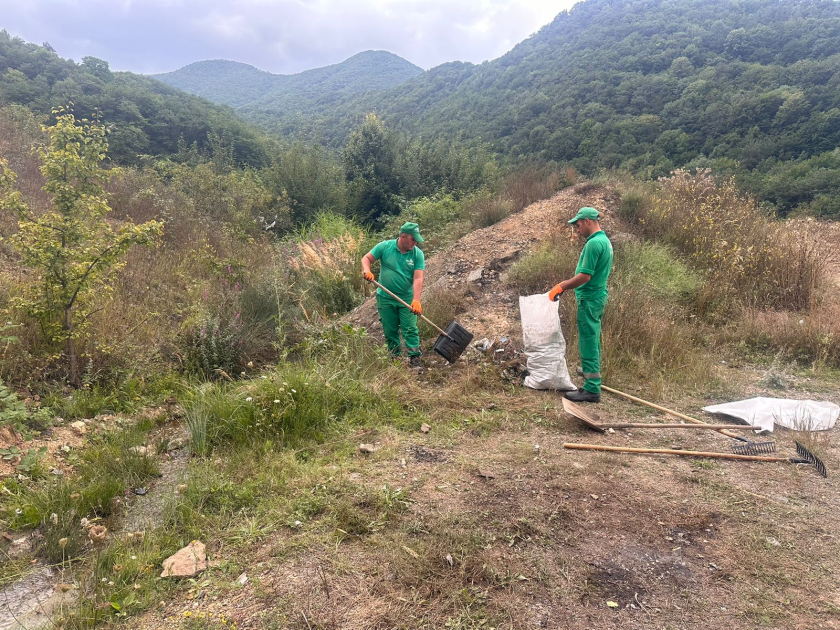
[362,222,426,367]
[549,207,613,403]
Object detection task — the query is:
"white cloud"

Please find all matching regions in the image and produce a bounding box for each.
[1,0,578,74]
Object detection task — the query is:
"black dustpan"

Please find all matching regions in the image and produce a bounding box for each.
[371,280,474,363]
[432,320,474,363]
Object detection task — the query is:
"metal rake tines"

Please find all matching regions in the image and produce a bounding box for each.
[730,440,777,455]
[794,441,828,478]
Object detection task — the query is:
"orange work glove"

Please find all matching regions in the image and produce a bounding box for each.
[363,271,375,282]
[548,283,564,302]
[410,299,422,315]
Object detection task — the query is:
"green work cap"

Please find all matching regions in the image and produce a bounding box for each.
[568,207,600,224]
[400,222,424,243]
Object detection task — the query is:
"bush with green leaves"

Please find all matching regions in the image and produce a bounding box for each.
[184,314,245,379]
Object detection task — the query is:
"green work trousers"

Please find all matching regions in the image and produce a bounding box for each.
[377,293,421,357]
[577,295,607,394]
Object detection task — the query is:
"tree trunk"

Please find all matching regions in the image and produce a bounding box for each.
[66,306,78,387]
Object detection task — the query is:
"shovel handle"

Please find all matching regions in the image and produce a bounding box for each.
[370,279,451,338]
[601,385,742,440]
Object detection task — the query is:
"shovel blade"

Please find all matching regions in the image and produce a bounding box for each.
[432,321,473,363]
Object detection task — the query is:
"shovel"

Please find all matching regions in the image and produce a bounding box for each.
[370,279,473,363]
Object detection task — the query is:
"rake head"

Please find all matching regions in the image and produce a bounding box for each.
[730,440,777,455]
[794,440,828,478]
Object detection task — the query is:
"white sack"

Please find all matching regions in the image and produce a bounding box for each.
[702,397,839,433]
[519,293,576,391]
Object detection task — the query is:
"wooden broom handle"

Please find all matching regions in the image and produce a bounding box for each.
[563,442,787,463]
[601,385,742,439]
[370,279,450,337]
[602,423,761,430]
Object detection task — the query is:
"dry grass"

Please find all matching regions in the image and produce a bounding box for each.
[725,304,840,368]
[643,170,825,312]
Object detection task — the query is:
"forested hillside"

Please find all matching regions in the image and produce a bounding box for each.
[155,51,423,116]
[0,31,270,165]
[234,0,840,216]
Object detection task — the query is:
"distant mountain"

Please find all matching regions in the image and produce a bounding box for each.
[0,30,271,166]
[153,51,424,110]
[153,60,279,108]
[259,0,840,215]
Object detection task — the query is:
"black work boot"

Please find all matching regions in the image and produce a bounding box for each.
[564,388,601,403]
[409,355,423,369]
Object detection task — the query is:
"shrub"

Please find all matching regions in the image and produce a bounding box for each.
[463,192,514,229]
[727,306,840,368]
[184,314,245,379]
[500,165,563,212]
[282,228,366,320]
[506,235,579,295]
[615,242,702,305]
[181,325,409,451]
[642,170,824,312]
[617,187,651,222]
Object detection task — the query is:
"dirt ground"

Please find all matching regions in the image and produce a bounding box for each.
[121,186,839,629]
[5,186,839,629]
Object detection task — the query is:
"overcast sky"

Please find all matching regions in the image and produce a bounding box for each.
[1,1,578,75]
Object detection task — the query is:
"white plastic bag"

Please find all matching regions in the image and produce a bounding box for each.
[519,293,576,391]
[703,397,839,433]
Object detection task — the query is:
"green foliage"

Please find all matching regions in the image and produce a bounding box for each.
[0,108,164,385]
[157,52,423,111]
[641,170,821,312]
[279,224,367,321]
[344,113,402,226]
[265,142,346,226]
[184,314,245,379]
[614,242,701,305]
[0,31,271,166]
[170,0,840,215]
[181,324,407,452]
[0,379,28,433]
[0,445,47,472]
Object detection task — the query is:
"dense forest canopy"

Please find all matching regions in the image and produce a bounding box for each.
[0,30,270,166]
[233,0,840,216]
[3,0,840,215]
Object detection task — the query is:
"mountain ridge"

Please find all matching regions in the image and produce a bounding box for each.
[152,50,424,109]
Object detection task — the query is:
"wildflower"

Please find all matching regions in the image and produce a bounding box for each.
[80,517,90,528]
[58,537,68,549]
[113,564,123,572]
[245,397,253,402]
[291,389,297,394]
[131,555,137,560]
[88,524,107,544]
[274,399,280,404]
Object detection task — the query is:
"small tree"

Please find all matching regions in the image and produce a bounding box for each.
[343,113,401,226]
[0,107,163,385]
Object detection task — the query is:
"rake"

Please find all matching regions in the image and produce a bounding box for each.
[563,441,828,477]
[561,398,762,433]
[601,384,777,455]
